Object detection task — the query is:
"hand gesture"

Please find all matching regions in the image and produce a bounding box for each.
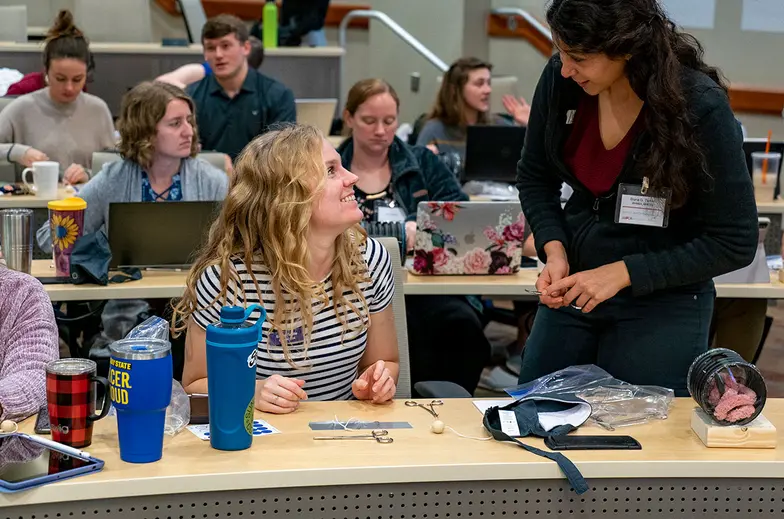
[536,241,570,308]
[255,374,308,414]
[502,95,532,126]
[21,148,48,167]
[544,261,632,313]
[352,360,396,404]
[63,163,88,185]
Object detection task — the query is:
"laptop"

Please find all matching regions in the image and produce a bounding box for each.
[295,99,338,135]
[463,125,526,184]
[411,201,528,275]
[107,202,221,269]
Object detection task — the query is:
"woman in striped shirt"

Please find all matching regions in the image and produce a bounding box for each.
[173,124,399,413]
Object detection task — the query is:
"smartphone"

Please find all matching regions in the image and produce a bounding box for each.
[34,406,51,435]
[189,393,209,425]
[36,277,72,285]
[544,435,641,451]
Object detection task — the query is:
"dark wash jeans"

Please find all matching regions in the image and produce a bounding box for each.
[519,288,715,396]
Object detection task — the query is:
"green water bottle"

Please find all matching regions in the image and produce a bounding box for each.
[263,0,278,49]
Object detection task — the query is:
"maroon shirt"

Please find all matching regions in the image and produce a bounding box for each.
[564,94,645,196]
[5,72,88,97]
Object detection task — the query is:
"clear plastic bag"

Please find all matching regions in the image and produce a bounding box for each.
[123,316,190,436]
[506,364,674,430]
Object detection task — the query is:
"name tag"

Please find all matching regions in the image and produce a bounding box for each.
[376,206,406,223]
[614,182,671,228]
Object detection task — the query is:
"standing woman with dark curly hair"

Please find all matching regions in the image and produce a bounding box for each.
[517,0,758,395]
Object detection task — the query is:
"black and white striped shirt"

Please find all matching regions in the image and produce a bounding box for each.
[192,237,395,401]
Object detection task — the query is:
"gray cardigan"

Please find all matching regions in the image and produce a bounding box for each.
[37,157,228,252]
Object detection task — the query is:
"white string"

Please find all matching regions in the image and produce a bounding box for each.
[445,425,492,441]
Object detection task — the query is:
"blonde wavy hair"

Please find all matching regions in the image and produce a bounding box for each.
[172,124,371,366]
[117,81,200,170]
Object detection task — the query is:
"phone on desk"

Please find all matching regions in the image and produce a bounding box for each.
[189,393,209,425]
[544,435,641,451]
[34,406,50,435]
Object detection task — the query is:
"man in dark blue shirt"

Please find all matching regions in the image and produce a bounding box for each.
[187,15,296,160]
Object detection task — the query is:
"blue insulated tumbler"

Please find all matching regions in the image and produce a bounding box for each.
[109,339,173,463]
[206,304,266,451]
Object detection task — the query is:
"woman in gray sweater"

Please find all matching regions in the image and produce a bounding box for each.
[38,81,228,251]
[0,10,115,184]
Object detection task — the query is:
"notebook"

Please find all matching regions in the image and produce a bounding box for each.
[411,201,528,275]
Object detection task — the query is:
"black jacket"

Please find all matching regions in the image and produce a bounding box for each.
[517,56,758,297]
[338,136,468,221]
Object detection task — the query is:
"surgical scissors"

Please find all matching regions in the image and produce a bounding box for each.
[405,400,444,418]
[313,429,393,443]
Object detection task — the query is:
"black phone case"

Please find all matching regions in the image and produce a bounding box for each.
[544,435,641,451]
[34,407,51,434]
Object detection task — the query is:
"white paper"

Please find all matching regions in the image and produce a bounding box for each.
[741,0,784,33]
[472,399,514,415]
[187,419,281,441]
[617,194,666,227]
[660,0,716,29]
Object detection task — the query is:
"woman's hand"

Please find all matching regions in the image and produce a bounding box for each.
[255,374,308,414]
[352,360,396,404]
[21,148,48,167]
[502,95,532,126]
[536,241,570,308]
[405,221,417,252]
[63,164,89,185]
[545,261,632,313]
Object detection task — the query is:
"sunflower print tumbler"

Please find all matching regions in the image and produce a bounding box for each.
[47,197,87,277]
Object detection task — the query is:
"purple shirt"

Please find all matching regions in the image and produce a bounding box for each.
[0,267,59,422]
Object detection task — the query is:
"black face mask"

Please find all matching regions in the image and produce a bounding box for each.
[483,393,592,495]
[69,231,141,286]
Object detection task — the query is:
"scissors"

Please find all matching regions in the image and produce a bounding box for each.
[313,429,393,443]
[525,289,582,310]
[405,400,444,418]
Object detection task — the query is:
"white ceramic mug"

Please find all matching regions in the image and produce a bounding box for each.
[22,161,59,199]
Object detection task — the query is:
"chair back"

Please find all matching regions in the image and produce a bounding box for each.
[376,237,411,399]
[0,6,27,42]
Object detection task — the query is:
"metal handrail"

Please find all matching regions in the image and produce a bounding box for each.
[491,7,553,43]
[338,10,449,106]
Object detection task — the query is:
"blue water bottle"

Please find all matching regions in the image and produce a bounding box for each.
[206,304,266,451]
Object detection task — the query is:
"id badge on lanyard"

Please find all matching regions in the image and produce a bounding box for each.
[374,199,406,223]
[614,177,672,228]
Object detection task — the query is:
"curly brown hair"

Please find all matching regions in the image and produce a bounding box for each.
[117,81,199,169]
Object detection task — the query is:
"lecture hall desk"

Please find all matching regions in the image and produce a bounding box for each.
[32,259,784,302]
[1,399,784,518]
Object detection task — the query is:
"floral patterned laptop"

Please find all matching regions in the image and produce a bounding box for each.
[412,201,528,275]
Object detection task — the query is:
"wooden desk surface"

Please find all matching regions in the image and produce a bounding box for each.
[0,186,73,209]
[33,260,784,301]
[3,398,783,508]
[0,42,344,57]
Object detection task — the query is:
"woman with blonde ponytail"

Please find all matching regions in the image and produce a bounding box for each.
[173,124,399,414]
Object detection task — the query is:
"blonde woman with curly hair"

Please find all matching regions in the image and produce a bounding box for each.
[36,81,227,251]
[173,124,398,413]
